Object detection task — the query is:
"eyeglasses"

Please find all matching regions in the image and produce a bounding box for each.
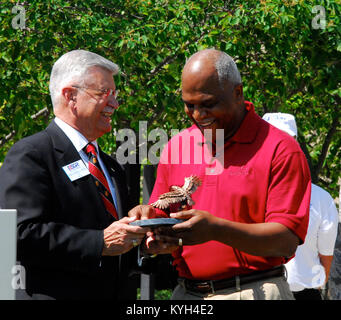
[72,85,119,99]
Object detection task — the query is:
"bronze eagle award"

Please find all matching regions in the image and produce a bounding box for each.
[130,175,202,228]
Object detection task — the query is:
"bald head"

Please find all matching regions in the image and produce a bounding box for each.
[181,49,246,143]
[183,49,242,89]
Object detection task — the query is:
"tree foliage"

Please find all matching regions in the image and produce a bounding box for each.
[0,0,340,198]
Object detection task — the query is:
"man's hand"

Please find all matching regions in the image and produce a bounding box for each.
[141,231,179,255]
[128,204,156,220]
[154,209,217,246]
[102,216,150,256]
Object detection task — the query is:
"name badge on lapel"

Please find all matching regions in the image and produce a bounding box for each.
[62,160,89,182]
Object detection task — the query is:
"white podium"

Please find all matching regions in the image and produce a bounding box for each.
[0,209,17,300]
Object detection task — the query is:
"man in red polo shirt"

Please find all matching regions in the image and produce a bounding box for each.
[146,49,311,300]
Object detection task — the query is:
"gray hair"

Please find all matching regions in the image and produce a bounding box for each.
[185,49,242,88]
[49,49,119,109]
[215,51,242,88]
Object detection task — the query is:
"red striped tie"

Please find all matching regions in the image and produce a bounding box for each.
[85,143,118,220]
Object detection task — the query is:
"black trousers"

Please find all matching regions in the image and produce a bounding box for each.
[293,288,322,300]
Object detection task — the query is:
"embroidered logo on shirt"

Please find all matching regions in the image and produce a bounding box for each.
[228,166,251,176]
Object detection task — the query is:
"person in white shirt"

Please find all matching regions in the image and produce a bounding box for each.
[262,112,339,300]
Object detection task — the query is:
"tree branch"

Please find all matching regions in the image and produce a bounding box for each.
[0,107,50,148]
[145,9,214,127]
[313,105,340,181]
[0,131,16,148]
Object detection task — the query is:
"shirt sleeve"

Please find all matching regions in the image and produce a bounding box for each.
[265,150,311,244]
[318,196,339,255]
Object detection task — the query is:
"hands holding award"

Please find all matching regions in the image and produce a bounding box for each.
[127,175,215,255]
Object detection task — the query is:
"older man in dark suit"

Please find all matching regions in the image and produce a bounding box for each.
[0,50,153,300]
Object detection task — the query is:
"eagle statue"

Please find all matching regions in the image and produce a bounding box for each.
[150,175,202,210]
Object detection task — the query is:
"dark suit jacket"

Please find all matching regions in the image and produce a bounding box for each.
[0,120,138,300]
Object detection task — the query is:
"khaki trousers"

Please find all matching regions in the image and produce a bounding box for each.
[171,276,295,300]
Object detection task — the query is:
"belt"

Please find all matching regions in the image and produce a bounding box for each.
[180,265,285,294]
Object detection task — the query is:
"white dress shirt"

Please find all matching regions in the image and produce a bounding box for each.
[54,117,119,211]
[285,183,339,291]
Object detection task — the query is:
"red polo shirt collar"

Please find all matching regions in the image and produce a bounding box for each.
[228,100,261,144]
